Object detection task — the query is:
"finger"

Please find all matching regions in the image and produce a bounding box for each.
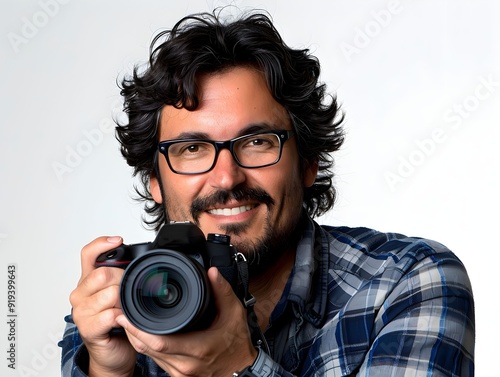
[116,314,206,358]
[79,236,123,281]
[71,276,122,324]
[116,315,173,356]
[207,268,256,352]
[117,316,215,377]
[80,266,124,298]
[71,266,124,308]
[78,307,125,341]
[207,267,243,316]
[71,279,124,340]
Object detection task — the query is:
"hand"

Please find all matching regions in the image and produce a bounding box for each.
[117,267,258,377]
[70,236,137,377]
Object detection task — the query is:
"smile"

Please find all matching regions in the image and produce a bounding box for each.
[207,204,256,216]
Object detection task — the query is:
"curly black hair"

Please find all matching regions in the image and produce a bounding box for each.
[116,10,345,230]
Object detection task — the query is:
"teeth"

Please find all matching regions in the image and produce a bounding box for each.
[208,205,254,216]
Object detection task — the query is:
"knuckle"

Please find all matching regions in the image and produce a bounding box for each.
[133,341,149,354]
[80,240,97,261]
[80,236,117,263]
[178,365,199,376]
[96,308,118,329]
[92,266,115,285]
[135,337,170,355]
[149,338,169,353]
[96,285,120,307]
[69,288,80,306]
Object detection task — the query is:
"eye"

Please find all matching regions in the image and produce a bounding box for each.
[249,138,267,146]
[242,135,277,149]
[184,144,201,153]
[170,142,212,158]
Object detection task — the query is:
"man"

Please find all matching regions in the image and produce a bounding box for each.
[60,11,475,377]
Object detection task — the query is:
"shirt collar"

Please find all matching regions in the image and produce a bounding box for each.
[276,214,329,327]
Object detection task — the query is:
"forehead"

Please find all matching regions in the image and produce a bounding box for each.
[159,67,290,140]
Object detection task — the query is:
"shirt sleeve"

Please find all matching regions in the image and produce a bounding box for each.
[301,235,475,377]
[58,314,168,377]
[247,348,297,376]
[58,313,89,377]
[356,249,475,376]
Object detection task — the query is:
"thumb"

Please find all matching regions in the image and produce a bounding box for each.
[207,267,240,310]
[207,267,253,343]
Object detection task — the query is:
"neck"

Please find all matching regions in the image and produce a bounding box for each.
[249,246,296,331]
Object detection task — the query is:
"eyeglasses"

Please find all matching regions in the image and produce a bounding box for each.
[158,130,295,175]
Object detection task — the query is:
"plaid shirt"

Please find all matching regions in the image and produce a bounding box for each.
[60,216,474,376]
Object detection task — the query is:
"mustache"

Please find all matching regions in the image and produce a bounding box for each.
[190,186,274,220]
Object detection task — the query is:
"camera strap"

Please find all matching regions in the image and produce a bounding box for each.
[235,253,271,355]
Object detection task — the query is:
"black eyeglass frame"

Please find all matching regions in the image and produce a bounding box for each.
[158,130,295,175]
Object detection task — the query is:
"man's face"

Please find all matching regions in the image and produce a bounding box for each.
[151,67,317,270]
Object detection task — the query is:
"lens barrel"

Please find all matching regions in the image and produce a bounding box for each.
[120,249,214,335]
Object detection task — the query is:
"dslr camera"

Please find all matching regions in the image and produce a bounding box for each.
[95,222,241,335]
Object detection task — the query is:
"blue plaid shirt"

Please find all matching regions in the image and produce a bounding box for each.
[60,216,474,376]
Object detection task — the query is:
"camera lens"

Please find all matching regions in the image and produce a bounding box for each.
[120,249,214,335]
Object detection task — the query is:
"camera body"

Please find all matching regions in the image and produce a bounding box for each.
[95,222,240,335]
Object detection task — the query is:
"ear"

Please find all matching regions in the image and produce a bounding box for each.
[150,176,163,204]
[303,160,318,188]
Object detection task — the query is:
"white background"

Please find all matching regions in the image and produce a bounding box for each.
[1,0,498,376]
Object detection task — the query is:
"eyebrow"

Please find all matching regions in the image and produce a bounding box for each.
[169,122,281,141]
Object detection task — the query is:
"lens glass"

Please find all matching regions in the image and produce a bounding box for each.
[136,267,188,317]
[140,268,182,309]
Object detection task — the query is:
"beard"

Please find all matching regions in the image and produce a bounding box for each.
[169,185,304,276]
[233,211,303,276]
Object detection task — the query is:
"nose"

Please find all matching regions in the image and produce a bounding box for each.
[207,149,246,190]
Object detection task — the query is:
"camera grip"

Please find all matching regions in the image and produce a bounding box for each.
[95,243,151,268]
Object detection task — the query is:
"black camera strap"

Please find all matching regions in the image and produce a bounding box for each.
[235,253,271,355]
